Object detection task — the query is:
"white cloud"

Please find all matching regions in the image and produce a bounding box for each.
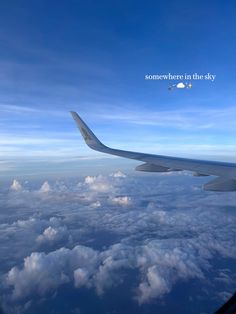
[176,82,185,89]
[138,266,170,303]
[6,245,99,300]
[136,244,204,303]
[84,175,113,193]
[36,226,68,244]
[13,217,40,229]
[110,170,126,178]
[10,179,23,192]
[39,181,51,193]
[111,196,131,206]
[0,104,66,117]
[91,201,101,208]
[84,176,96,184]
[1,172,236,311]
[3,104,236,163]
[74,268,90,288]
[5,235,232,305]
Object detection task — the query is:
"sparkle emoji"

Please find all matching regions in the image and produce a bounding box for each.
[187,82,192,89]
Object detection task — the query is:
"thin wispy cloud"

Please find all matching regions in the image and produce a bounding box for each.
[93,106,236,130]
[1,103,236,165]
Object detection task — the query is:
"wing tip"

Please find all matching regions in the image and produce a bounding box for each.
[70,111,106,152]
[70,111,78,118]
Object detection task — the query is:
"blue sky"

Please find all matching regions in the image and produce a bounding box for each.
[1,3,236,312]
[1,0,236,175]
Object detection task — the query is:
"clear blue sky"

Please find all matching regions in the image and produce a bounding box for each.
[1,0,236,175]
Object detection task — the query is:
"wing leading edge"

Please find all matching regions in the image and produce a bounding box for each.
[70,111,236,191]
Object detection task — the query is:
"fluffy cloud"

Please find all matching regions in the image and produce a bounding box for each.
[39,181,51,193]
[84,175,113,193]
[10,179,23,192]
[110,170,126,178]
[111,196,131,206]
[91,201,101,208]
[84,176,96,184]
[5,234,235,305]
[6,245,99,300]
[138,266,170,302]
[36,226,68,244]
[1,171,236,313]
[136,244,205,303]
[176,82,185,89]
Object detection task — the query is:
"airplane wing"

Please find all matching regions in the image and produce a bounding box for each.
[70,111,236,191]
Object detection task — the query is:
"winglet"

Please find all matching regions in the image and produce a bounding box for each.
[70,111,106,151]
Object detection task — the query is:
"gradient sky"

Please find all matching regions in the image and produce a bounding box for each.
[1,0,236,176]
[1,3,236,313]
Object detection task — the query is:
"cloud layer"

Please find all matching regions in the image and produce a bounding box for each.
[1,172,236,313]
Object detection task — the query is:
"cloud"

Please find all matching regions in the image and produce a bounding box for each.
[91,201,101,208]
[6,245,99,300]
[84,176,96,184]
[12,217,43,229]
[36,226,68,245]
[1,172,236,312]
[10,179,23,192]
[136,244,205,303]
[0,104,65,116]
[5,232,230,305]
[110,170,126,178]
[111,196,131,206]
[176,82,185,89]
[84,175,113,193]
[3,103,236,165]
[54,180,68,192]
[3,104,236,168]
[74,268,90,288]
[38,180,69,194]
[39,181,51,193]
[138,266,170,302]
